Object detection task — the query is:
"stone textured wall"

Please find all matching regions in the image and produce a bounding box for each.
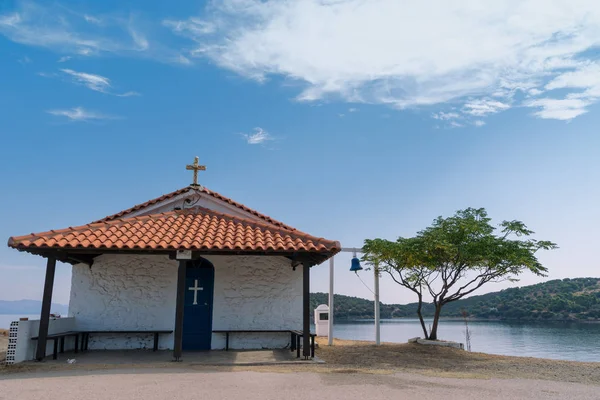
[69,254,178,350]
[207,255,303,349]
[68,254,302,350]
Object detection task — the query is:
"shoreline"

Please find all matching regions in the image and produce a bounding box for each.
[334,316,600,323]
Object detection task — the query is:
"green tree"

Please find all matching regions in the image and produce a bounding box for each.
[363,207,557,340]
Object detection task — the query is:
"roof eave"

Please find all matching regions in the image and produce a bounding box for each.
[10,246,340,266]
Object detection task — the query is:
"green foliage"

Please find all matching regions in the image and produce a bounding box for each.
[361,208,557,339]
[311,278,600,321]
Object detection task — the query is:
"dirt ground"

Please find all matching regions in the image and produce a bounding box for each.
[2,336,599,386]
[312,338,600,385]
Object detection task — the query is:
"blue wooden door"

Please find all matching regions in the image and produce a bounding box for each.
[182,260,214,351]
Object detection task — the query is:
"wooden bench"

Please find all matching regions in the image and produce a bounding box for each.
[290,330,316,358]
[31,331,81,360]
[213,329,315,357]
[80,330,173,352]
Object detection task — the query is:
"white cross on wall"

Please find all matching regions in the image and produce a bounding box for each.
[188,279,203,305]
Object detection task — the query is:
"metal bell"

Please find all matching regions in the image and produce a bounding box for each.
[349,257,363,272]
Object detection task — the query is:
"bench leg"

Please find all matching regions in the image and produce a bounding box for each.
[290,333,295,351]
[85,333,89,351]
[153,332,159,351]
[53,339,58,360]
[311,336,315,358]
[226,332,229,351]
[296,335,301,358]
[74,334,79,353]
[60,336,65,353]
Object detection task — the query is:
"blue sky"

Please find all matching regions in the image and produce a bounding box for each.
[1,0,600,306]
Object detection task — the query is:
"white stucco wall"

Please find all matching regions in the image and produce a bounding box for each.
[209,255,303,350]
[68,254,302,350]
[69,254,178,350]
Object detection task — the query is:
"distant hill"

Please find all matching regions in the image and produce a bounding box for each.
[0,300,68,315]
[311,278,600,321]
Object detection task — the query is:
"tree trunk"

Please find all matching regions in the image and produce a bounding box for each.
[416,294,429,339]
[429,303,443,340]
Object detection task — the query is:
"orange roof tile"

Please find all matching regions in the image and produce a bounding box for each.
[95,185,295,230]
[8,207,341,255]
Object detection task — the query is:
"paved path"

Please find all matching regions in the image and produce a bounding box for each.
[0,369,597,400]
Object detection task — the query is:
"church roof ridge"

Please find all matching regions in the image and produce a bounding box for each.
[94,185,296,231]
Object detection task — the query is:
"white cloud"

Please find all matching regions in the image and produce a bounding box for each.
[526,98,590,120]
[61,68,111,93]
[37,72,57,78]
[46,107,117,121]
[473,120,486,127]
[57,68,140,96]
[84,15,102,25]
[163,0,600,122]
[432,112,460,120]
[175,55,192,65]
[463,99,510,117]
[57,56,71,63]
[241,127,273,145]
[163,18,216,36]
[116,91,141,97]
[0,2,152,57]
[449,121,464,128]
[348,107,358,112]
[6,1,600,123]
[545,63,600,93]
[129,27,149,51]
[528,88,543,96]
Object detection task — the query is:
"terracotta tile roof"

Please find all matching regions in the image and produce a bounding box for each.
[95,186,295,230]
[8,207,341,255]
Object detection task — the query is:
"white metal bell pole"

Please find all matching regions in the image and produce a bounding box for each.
[328,257,334,346]
[374,262,381,346]
[328,248,381,346]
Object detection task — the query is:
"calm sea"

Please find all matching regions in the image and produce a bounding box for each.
[331,319,600,362]
[0,314,40,329]
[2,315,599,362]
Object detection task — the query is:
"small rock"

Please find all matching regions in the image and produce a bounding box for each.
[67,359,76,364]
[408,337,420,343]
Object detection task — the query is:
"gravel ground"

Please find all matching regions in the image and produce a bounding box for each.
[0,369,598,400]
[2,336,599,390]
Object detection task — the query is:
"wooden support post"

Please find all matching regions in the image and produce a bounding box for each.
[302,261,311,359]
[36,256,57,361]
[173,260,187,361]
[153,332,159,351]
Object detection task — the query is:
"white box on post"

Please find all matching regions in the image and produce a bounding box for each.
[314,304,330,337]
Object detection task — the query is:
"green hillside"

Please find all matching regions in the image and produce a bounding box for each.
[311,278,600,321]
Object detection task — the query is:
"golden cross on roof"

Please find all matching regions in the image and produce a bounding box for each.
[186,156,206,187]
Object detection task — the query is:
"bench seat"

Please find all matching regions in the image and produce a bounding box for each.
[31,331,81,360]
[212,329,315,357]
[80,330,173,352]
